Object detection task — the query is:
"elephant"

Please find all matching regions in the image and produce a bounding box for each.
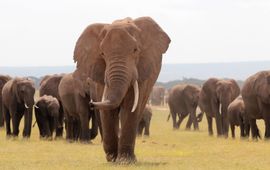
[2,77,35,137]
[0,75,12,127]
[167,84,201,130]
[227,96,250,138]
[242,71,270,140]
[198,78,240,137]
[39,74,65,138]
[58,73,99,142]
[137,105,152,136]
[73,17,170,163]
[150,86,165,106]
[34,95,61,139]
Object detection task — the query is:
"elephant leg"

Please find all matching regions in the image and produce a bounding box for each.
[240,121,245,138]
[245,123,250,137]
[190,109,199,130]
[206,115,213,136]
[100,109,119,162]
[23,109,32,138]
[73,119,81,141]
[185,114,193,130]
[137,121,144,136]
[262,108,270,139]
[66,114,74,141]
[48,117,54,139]
[4,107,11,136]
[95,110,103,140]
[230,124,235,138]
[80,113,90,142]
[44,120,52,139]
[214,110,223,136]
[171,111,178,129]
[117,106,137,163]
[12,112,23,136]
[144,120,150,136]
[88,109,98,140]
[250,118,260,140]
[222,112,229,138]
[55,106,64,138]
[0,104,4,127]
[177,113,187,129]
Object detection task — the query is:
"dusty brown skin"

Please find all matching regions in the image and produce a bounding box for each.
[2,77,35,137]
[199,78,240,137]
[0,75,12,127]
[39,74,64,137]
[227,96,250,138]
[168,84,201,130]
[242,71,270,140]
[150,86,165,105]
[73,17,170,163]
[137,105,152,136]
[58,73,98,142]
[34,95,61,139]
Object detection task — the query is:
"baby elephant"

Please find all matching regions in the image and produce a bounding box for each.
[137,106,152,136]
[34,95,62,139]
[227,96,250,138]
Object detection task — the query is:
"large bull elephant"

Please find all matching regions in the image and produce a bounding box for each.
[199,78,240,137]
[150,86,165,105]
[39,74,64,138]
[2,78,35,137]
[167,84,201,130]
[0,75,12,127]
[242,71,270,140]
[58,73,99,142]
[34,95,61,139]
[73,17,170,163]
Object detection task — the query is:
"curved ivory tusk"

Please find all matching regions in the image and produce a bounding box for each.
[131,80,139,112]
[219,104,222,115]
[24,103,29,109]
[102,85,108,102]
[34,105,39,109]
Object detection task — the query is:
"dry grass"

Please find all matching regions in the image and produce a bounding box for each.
[0,105,269,170]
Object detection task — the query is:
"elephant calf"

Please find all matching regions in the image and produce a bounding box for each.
[34,95,61,139]
[227,96,250,138]
[137,106,152,136]
[168,84,201,130]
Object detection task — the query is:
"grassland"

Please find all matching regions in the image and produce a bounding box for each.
[0,106,269,170]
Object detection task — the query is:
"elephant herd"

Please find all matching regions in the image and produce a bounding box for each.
[166,71,270,141]
[0,17,169,163]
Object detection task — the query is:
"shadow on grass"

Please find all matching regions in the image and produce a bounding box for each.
[102,161,168,168]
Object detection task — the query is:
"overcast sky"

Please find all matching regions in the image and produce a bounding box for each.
[0,0,270,66]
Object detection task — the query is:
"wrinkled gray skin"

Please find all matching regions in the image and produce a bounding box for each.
[39,74,64,138]
[0,75,12,127]
[137,106,152,136]
[58,73,99,142]
[227,96,250,138]
[168,84,201,130]
[242,71,270,140]
[34,95,61,139]
[199,78,240,137]
[2,78,35,137]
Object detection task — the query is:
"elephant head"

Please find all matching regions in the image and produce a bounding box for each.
[216,79,240,114]
[12,78,35,109]
[73,17,170,112]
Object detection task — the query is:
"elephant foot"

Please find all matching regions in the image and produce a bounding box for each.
[116,153,137,164]
[106,152,117,162]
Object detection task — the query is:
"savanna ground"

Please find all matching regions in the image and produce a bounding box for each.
[0,102,269,170]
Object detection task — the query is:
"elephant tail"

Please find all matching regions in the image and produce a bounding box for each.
[167,113,171,121]
[196,112,204,122]
[32,120,37,127]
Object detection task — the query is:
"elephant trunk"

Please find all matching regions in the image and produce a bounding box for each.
[90,61,139,112]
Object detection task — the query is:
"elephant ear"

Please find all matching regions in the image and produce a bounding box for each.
[11,78,21,103]
[73,23,107,84]
[134,17,171,82]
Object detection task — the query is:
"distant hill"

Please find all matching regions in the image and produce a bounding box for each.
[0,61,269,87]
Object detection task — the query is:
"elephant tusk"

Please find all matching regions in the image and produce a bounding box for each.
[219,104,222,115]
[101,85,108,102]
[34,105,39,109]
[24,103,29,109]
[131,80,139,113]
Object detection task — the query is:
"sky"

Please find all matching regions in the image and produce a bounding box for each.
[0,0,270,66]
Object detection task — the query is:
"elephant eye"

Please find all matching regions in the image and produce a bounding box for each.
[101,52,105,56]
[133,48,137,53]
